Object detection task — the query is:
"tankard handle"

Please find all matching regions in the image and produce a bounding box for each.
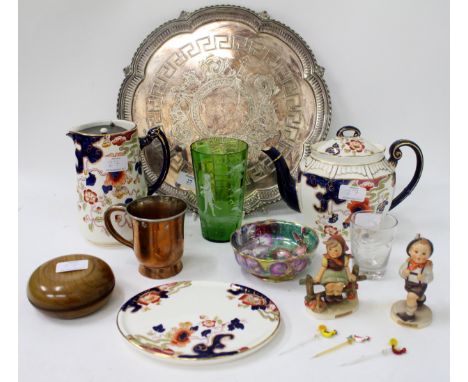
[139,126,171,195]
[104,204,134,248]
[388,140,424,210]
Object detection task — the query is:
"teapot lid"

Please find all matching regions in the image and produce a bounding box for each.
[309,126,385,164]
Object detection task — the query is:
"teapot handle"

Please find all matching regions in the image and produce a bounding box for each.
[336,126,361,137]
[139,126,171,195]
[388,140,424,210]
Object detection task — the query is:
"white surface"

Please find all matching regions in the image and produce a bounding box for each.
[19,0,449,381]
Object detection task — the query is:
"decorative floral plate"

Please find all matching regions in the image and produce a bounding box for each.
[117,281,281,363]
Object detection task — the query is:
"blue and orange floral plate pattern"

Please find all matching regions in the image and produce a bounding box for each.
[117,281,280,363]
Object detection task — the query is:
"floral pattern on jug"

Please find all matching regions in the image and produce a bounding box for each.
[73,128,146,242]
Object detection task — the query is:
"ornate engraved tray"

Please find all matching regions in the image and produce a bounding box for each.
[117,5,331,213]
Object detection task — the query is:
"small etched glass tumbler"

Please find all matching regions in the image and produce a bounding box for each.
[191,137,248,242]
[350,211,398,280]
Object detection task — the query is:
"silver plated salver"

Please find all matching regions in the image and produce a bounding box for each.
[117,5,331,213]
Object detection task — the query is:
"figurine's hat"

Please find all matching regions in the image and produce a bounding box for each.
[406,234,434,256]
[325,234,349,252]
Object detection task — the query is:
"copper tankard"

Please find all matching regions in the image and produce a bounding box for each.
[104,195,187,279]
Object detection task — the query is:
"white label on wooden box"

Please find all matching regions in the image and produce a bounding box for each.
[56,260,89,273]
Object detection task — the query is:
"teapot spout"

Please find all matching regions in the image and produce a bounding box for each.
[262,147,300,212]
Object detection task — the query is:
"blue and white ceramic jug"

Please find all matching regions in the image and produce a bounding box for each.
[67,120,170,245]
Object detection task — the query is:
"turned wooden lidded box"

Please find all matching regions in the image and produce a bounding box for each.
[27,254,115,319]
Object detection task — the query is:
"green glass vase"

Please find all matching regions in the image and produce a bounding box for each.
[191,138,248,242]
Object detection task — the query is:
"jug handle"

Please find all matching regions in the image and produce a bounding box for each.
[104,204,133,248]
[139,126,171,195]
[388,140,424,210]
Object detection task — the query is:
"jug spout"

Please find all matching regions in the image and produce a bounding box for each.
[66,131,77,141]
[262,147,300,212]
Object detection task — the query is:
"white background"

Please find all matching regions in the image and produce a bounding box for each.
[19,1,449,381]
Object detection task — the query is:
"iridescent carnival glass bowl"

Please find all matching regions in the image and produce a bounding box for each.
[231,220,319,282]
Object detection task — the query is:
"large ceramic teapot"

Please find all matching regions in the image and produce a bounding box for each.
[263,126,423,239]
